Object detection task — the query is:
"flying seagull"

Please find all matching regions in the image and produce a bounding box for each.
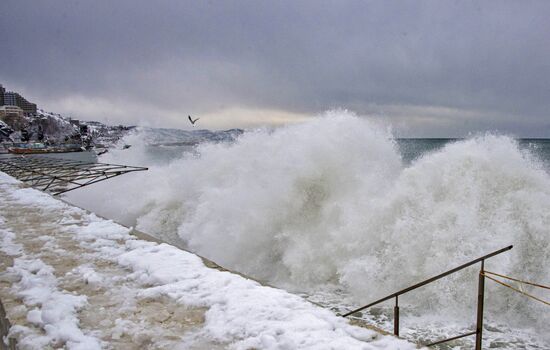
[188,115,200,126]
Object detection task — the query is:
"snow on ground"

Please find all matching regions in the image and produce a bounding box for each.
[0,171,418,349]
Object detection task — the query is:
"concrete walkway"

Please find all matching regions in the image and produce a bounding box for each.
[0,181,211,349]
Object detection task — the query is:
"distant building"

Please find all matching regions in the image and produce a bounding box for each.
[0,84,5,106]
[3,92,16,106]
[0,84,38,115]
[0,105,27,130]
[0,105,24,117]
[3,92,37,114]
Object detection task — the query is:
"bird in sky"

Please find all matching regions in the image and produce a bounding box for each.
[188,115,200,126]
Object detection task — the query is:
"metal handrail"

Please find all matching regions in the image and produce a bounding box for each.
[342,245,513,349]
[0,156,148,195]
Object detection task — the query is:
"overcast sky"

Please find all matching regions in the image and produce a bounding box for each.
[1,0,549,136]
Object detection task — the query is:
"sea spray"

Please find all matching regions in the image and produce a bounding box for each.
[338,135,550,329]
[65,111,550,337]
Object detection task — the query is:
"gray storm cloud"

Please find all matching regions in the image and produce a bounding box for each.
[1,0,549,136]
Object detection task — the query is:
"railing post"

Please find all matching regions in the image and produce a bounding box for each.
[394,295,399,337]
[342,246,512,348]
[475,260,485,350]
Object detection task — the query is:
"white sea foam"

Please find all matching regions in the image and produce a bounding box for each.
[65,111,550,337]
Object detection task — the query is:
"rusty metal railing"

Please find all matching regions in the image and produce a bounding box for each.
[342,245,513,349]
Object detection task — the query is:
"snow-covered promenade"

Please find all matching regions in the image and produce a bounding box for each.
[0,172,416,349]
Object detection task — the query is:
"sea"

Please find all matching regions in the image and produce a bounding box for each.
[64,112,550,349]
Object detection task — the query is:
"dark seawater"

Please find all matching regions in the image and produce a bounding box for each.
[398,138,550,167]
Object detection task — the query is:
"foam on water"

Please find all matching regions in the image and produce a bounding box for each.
[65,111,550,343]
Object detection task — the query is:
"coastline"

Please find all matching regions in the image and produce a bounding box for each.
[0,171,415,349]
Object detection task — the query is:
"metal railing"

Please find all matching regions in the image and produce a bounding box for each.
[0,156,148,195]
[342,245,513,349]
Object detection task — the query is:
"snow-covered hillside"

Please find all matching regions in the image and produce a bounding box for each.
[1,108,132,147]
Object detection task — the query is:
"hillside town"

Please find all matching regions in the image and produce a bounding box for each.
[0,83,132,154]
